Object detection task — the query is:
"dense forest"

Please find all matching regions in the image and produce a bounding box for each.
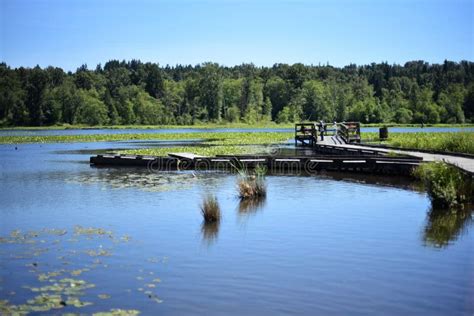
[0,60,473,126]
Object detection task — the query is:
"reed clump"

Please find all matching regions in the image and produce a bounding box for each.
[413,161,473,208]
[200,194,221,223]
[237,165,267,199]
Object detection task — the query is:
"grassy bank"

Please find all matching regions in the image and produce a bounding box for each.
[361,123,474,128]
[363,132,474,155]
[413,162,473,208]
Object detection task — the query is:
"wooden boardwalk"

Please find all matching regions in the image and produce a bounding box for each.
[89,121,473,177]
[90,152,422,176]
[317,135,474,175]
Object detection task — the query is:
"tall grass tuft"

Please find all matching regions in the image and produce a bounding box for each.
[200,194,221,223]
[237,164,267,199]
[413,162,473,208]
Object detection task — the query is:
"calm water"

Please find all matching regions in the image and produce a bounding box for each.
[1,126,473,136]
[0,141,473,315]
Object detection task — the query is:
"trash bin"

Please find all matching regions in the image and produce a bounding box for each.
[379,127,388,140]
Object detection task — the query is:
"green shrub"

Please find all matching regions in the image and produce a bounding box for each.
[413,162,473,208]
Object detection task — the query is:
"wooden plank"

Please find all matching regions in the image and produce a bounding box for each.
[168,152,206,160]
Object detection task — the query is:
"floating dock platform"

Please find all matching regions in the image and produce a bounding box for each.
[90,153,422,176]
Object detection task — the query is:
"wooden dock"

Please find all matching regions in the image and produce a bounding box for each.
[316,139,474,176]
[295,122,361,147]
[89,121,473,177]
[90,153,422,176]
[294,121,474,176]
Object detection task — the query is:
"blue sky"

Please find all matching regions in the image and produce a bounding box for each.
[1,0,473,71]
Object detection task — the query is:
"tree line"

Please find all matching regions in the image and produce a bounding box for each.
[0,60,473,126]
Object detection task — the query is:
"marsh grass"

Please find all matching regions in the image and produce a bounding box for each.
[363,132,474,154]
[413,162,473,208]
[200,194,221,223]
[236,164,267,199]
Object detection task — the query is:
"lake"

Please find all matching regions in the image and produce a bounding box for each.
[0,140,473,315]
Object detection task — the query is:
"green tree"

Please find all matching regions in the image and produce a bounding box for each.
[0,65,27,125]
[25,66,50,125]
[74,90,109,125]
[222,78,242,121]
[264,76,291,120]
[437,84,465,123]
[144,63,164,98]
[198,63,222,121]
[463,83,474,122]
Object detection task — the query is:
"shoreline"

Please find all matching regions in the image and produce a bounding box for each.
[1,123,474,131]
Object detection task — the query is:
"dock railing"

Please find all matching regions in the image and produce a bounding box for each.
[338,122,361,143]
[295,123,317,146]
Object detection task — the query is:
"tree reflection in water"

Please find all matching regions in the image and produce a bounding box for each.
[423,206,473,248]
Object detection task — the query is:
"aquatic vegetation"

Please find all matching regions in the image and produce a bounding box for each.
[93,309,141,316]
[0,226,162,314]
[1,131,292,157]
[68,170,201,193]
[74,225,112,236]
[238,177,266,199]
[201,194,221,223]
[237,165,267,199]
[413,162,473,208]
[363,132,474,154]
[123,145,257,157]
[117,132,290,157]
[0,131,292,145]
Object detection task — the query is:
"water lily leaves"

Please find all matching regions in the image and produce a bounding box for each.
[66,297,93,307]
[38,270,65,281]
[27,293,63,308]
[71,268,90,276]
[85,249,112,257]
[74,226,113,238]
[93,309,140,316]
[0,227,158,314]
[10,230,22,238]
[43,228,67,236]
